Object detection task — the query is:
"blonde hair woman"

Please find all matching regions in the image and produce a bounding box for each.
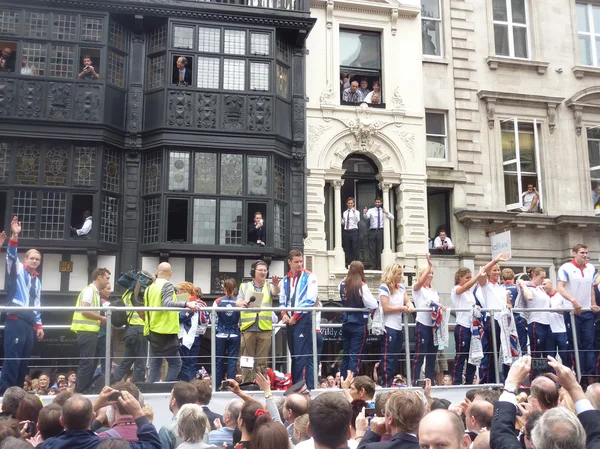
[378,263,414,387]
[517,267,552,360]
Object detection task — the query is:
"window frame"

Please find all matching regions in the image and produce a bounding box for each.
[425,111,448,160]
[421,0,444,58]
[576,2,600,67]
[492,0,531,59]
[500,117,543,211]
[585,125,600,213]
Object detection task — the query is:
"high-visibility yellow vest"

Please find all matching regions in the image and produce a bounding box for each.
[123,291,145,326]
[71,285,101,333]
[239,282,273,332]
[144,278,179,336]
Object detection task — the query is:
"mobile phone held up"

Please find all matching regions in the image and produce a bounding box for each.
[416,379,427,388]
[221,380,231,389]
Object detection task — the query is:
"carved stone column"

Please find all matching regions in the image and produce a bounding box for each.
[332,179,345,268]
[379,182,394,268]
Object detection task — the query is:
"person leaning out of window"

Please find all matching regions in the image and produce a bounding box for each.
[78,54,100,80]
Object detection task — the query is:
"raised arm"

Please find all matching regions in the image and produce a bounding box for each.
[516,279,533,301]
[478,252,509,286]
[413,254,433,292]
[455,267,485,295]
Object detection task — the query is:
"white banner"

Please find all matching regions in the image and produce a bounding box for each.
[490,231,512,260]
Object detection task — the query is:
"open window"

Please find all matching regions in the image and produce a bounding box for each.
[78,48,101,80]
[70,194,93,238]
[167,198,189,242]
[427,188,454,254]
[172,54,193,86]
[0,41,17,73]
[247,202,267,246]
[339,29,382,106]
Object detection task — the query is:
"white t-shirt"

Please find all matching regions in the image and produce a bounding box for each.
[479,281,507,321]
[549,292,572,334]
[523,283,551,325]
[379,283,406,331]
[413,286,439,326]
[521,191,539,211]
[557,261,595,309]
[451,285,475,328]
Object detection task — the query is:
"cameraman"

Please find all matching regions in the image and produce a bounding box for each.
[78,55,100,80]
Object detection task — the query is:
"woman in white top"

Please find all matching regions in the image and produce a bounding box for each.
[451,266,485,385]
[339,261,378,376]
[542,278,574,369]
[517,267,552,360]
[411,254,443,385]
[378,263,414,387]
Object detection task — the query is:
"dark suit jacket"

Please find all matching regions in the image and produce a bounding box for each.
[173,68,192,86]
[490,401,522,449]
[579,409,600,449]
[357,430,419,449]
[248,222,266,244]
[202,405,223,431]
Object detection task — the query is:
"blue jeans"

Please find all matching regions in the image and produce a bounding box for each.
[514,314,528,354]
[575,312,596,375]
[148,346,182,383]
[528,322,552,359]
[341,322,367,376]
[287,315,314,388]
[549,331,573,369]
[178,336,202,382]
[412,322,435,385]
[216,335,240,382]
[380,327,403,387]
[452,324,477,385]
[0,318,35,394]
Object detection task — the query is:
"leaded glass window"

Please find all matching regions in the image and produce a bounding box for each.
[219,200,242,245]
[145,152,162,194]
[220,154,242,195]
[274,158,286,201]
[276,64,289,98]
[149,25,167,54]
[109,21,127,52]
[148,55,165,89]
[22,43,46,76]
[0,142,11,183]
[198,27,220,53]
[12,191,37,238]
[224,30,245,55]
[223,59,245,91]
[247,156,267,195]
[274,203,285,249]
[143,198,160,244]
[40,191,66,239]
[193,198,216,244]
[81,17,103,42]
[52,14,76,41]
[0,11,20,36]
[103,149,120,193]
[174,26,194,50]
[74,147,96,187]
[251,33,270,56]
[169,151,190,191]
[50,45,74,78]
[16,143,40,185]
[101,195,119,243]
[276,34,291,64]
[107,51,125,88]
[44,146,69,186]
[194,152,217,194]
[197,57,219,89]
[24,11,49,38]
[250,62,269,91]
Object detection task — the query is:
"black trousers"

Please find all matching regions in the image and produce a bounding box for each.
[343,229,360,266]
[75,331,99,393]
[368,228,383,270]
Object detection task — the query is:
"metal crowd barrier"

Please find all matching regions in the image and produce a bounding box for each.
[0,305,587,392]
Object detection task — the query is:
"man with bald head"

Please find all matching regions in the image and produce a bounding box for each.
[465,400,493,443]
[283,393,309,437]
[529,376,559,412]
[144,262,200,382]
[419,409,471,449]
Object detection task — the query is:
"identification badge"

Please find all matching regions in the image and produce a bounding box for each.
[240,356,254,368]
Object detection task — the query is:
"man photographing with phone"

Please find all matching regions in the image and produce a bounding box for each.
[78,55,100,80]
[248,212,266,246]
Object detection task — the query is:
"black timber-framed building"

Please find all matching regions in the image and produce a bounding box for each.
[0,0,314,364]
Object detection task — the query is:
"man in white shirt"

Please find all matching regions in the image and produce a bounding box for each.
[342,197,360,267]
[434,230,454,251]
[557,243,599,375]
[520,184,539,212]
[362,197,394,270]
[71,210,92,237]
[363,81,380,104]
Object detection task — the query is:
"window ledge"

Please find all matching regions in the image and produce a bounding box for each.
[486,56,549,75]
[426,159,453,169]
[572,65,600,79]
[423,57,449,65]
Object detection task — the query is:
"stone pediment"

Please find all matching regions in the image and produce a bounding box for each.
[310,0,420,17]
[566,86,600,135]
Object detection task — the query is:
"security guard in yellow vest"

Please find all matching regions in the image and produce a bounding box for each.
[144,262,199,383]
[71,267,111,393]
[113,288,149,383]
[236,260,280,383]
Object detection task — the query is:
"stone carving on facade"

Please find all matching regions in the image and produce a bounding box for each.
[197,92,217,129]
[223,95,245,130]
[47,83,72,120]
[308,124,331,150]
[293,98,305,141]
[484,97,496,129]
[572,105,583,136]
[393,128,415,161]
[547,104,557,134]
[18,80,42,118]
[320,84,336,106]
[167,90,192,128]
[326,0,334,28]
[391,9,399,35]
[345,103,383,151]
[248,96,272,132]
[391,87,405,111]
[127,90,141,133]
[74,84,102,122]
[0,78,15,117]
